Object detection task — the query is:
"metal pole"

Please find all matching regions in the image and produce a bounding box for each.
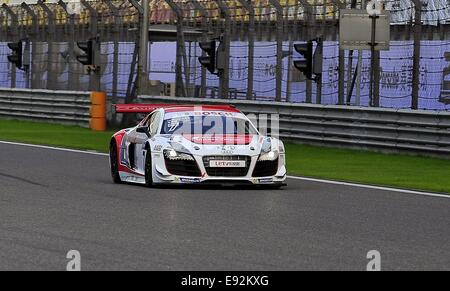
[191,0,208,98]
[37,0,57,90]
[331,0,345,105]
[345,0,358,104]
[411,0,422,110]
[166,0,185,96]
[24,39,31,89]
[127,0,144,102]
[104,0,121,125]
[373,50,380,107]
[347,59,359,104]
[286,38,294,102]
[346,58,354,105]
[1,4,18,88]
[369,15,378,107]
[238,0,255,100]
[355,0,366,106]
[269,0,283,102]
[81,0,100,91]
[216,0,230,99]
[81,0,98,37]
[168,1,192,97]
[355,51,362,106]
[346,0,364,105]
[58,0,76,91]
[140,0,149,95]
[299,0,315,103]
[338,50,345,105]
[21,3,39,89]
[315,37,323,104]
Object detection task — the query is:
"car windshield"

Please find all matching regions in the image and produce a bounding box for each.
[160,115,258,135]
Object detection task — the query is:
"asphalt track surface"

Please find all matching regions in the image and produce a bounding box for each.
[0,142,449,271]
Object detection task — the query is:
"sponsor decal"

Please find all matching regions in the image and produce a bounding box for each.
[259,178,273,184]
[153,145,163,151]
[193,111,237,117]
[210,160,246,168]
[180,178,202,183]
[221,145,236,155]
[185,134,253,145]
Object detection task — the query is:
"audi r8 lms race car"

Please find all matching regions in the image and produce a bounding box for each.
[109,104,287,187]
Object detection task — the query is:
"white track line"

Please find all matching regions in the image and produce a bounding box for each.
[287,176,450,199]
[1,140,448,199]
[0,140,108,156]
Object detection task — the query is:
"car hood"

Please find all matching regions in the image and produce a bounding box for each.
[167,134,265,157]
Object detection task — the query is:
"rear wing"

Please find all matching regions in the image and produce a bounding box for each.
[114,104,175,114]
[114,103,239,114]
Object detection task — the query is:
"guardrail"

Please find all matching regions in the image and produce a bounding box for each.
[139,95,450,157]
[0,88,107,131]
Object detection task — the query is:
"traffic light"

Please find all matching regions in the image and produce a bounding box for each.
[198,40,216,75]
[294,41,313,80]
[76,39,94,66]
[7,41,23,69]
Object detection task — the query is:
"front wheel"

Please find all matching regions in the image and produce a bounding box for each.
[144,150,153,187]
[110,141,122,184]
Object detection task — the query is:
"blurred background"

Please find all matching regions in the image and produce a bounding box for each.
[0,0,448,110]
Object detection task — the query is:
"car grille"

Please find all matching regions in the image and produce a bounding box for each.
[252,159,279,177]
[165,158,202,177]
[203,156,251,177]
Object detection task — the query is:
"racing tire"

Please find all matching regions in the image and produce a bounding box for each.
[109,141,122,184]
[144,150,153,188]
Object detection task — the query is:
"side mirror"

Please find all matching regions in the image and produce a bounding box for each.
[136,126,151,138]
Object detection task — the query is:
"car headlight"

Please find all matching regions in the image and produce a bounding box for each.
[261,138,272,153]
[164,149,195,161]
[258,150,279,161]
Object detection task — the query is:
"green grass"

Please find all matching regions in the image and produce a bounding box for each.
[286,143,450,194]
[1,119,449,194]
[0,119,114,153]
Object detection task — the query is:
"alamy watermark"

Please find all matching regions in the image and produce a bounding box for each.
[366,250,381,271]
[66,250,81,271]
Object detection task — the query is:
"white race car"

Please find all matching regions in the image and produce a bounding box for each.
[110,104,287,188]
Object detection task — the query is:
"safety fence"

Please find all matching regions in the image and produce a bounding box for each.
[139,95,450,156]
[0,1,448,112]
[0,88,107,130]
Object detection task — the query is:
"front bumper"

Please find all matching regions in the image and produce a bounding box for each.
[152,153,287,186]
